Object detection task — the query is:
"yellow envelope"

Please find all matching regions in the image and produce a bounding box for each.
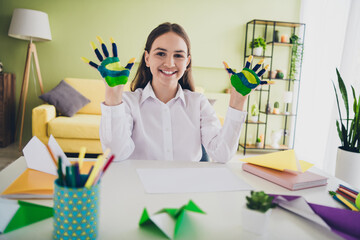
[240,150,313,173]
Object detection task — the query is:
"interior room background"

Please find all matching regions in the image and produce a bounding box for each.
[0,0,358,175]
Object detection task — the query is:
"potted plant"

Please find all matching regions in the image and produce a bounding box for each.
[241,191,276,235]
[332,68,360,186]
[250,104,259,122]
[289,34,303,80]
[249,37,266,56]
[273,101,280,114]
[255,137,262,148]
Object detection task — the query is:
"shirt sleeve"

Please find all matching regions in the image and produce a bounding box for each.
[200,96,247,163]
[99,102,135,161]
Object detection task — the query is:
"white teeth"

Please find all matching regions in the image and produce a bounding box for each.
[162,70,175,75]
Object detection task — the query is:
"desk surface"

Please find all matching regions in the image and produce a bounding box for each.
[0,157,348,240]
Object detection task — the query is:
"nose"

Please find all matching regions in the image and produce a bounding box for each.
[163,55,175,68]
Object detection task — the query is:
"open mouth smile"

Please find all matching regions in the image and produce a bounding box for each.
[160,69,177,76]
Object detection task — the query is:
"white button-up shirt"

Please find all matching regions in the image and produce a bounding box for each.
[100,82,246,163]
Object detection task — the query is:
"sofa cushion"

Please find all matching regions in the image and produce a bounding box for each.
[64,78,105,115]
[48,114,100,139]
[39,80,91,117]
[64,78,131,115]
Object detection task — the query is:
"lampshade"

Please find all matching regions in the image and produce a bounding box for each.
[8,8,51,41]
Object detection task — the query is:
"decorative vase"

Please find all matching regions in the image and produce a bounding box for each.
[335,147,360,187]
[269,70,277,79]
[274,30,280,42]
[271,130,282,148]
[252,47,263,56]
[250,115,258,122]
[241,207,272,235]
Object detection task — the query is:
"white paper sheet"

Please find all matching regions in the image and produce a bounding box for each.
[22,136,57,175]
[274,196,330,229]
[137,168,253,194]
[0,199,20,233]
[48,135,71,168]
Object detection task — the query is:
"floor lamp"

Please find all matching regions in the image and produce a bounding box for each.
[8,8,52,150]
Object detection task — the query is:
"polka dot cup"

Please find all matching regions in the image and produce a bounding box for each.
[53,179,100,240]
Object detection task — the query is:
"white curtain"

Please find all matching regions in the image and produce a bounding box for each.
[295,0,353,173]
[323,0,360,174]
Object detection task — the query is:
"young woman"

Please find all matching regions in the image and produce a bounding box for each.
[98,22,249,163]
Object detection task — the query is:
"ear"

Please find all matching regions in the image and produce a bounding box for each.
[186,55,191,68]
[144,50,150,67]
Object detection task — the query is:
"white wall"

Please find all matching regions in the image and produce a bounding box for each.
[295,0,352,171]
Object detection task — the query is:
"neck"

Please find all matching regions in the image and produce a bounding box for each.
[151,81,178,104]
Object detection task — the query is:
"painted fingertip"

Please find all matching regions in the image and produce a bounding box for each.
[247,55,253,62]
[128,57,136,64]
[96,36,104,44]
[110,37,115,43]
[264,64,269,70]
[257,59,264,65]
[81,57,90,63]
[90,41,97,50]
[223,61,230,69]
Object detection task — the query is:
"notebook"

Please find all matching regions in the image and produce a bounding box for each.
[242,163,328,191]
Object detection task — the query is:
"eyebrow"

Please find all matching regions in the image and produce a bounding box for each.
[153,47,186,53]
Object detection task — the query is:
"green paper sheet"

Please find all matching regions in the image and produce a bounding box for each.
[4,201,53,233]
[139,200,205,239]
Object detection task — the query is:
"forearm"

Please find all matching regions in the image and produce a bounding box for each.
[105,84,124,106]
[229,87,248,111]
[206,107,247,163]
[100,103,135,161]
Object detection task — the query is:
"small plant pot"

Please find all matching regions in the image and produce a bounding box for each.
[250,116,258,122]
[252,47,263,56]
[255,142,262,148]
[269,70,277,79]
[241,207,272,235]
[273,108,280,114]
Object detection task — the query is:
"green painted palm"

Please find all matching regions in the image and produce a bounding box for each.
[332,68,360,153]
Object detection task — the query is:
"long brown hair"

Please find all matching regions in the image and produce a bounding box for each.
[131,22,195,92]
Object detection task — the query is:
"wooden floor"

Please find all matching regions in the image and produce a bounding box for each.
[0,141,23,171]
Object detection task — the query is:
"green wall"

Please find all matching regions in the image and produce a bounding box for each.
[0,0,301,144]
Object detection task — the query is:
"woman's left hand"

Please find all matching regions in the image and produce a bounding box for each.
[223,56,273,111]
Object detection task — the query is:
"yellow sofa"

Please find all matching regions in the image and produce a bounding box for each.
[32,78,228,154]
[32,78,107,154]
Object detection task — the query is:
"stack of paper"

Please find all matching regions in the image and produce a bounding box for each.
[0,199,53,234]
[241,150,327,190]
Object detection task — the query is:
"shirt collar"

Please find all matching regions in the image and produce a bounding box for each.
[140,82,186,106]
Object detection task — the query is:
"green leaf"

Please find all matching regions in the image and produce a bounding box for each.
[332,80,344,124]
[336,69,349,130]
[336,120,343,144]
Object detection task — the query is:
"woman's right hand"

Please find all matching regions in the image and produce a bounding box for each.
[81,36,135,105]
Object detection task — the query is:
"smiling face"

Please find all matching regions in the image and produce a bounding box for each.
[145,32,191,90]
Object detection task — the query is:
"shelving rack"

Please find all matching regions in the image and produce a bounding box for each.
[240,19,306,155]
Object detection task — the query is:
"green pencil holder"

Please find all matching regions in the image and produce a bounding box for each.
[53,179,100,240]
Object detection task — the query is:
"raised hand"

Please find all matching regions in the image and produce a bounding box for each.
[223,56,274,96]
[81,36,135,87]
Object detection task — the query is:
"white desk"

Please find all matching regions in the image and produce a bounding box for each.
[0,157,349,240]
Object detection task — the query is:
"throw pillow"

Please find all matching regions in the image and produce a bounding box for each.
[39,80,90,117]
